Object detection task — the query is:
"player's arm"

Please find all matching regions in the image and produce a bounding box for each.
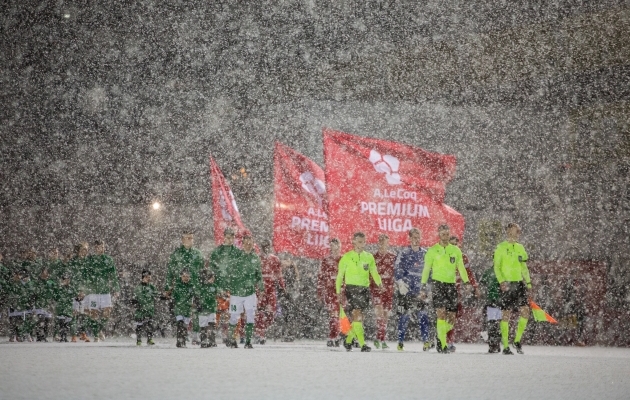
[335,257,346,296]
[493,246,504,283]
[456,251,470,284]
[421,249,433,285]
[256,258,264,292]
[520,249,532,289]
[368,256,382,287]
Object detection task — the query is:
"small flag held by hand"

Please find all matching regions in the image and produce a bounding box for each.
[339,306,352,335]
[530,301,557,324]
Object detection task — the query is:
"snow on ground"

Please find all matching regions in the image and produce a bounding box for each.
[1,338,629,400]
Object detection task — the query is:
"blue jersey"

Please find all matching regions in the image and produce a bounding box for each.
[394,246,427,296]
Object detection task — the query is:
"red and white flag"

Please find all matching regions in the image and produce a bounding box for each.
[323,129,464,248]
[273,142,329,259]
[210,156,248,245]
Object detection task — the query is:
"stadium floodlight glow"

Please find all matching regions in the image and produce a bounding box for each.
[63,13,70,18]
[152,202,161,210]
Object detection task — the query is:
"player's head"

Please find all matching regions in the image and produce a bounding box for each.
[75,242,89,258]
[22,248,37,261]
[48,248,59,260]
[506,223,521,241]
[438,224,450,242]
[378,234,389,249]
[408,227,422,247]
[449,236,460,247]
[180,269,191,283]
[242,231,254,252]
[181,230,194,249]
[329,238,341,254]
[39,267,50,280]
[260,239,271,254]
[93,240,105,255]
[223,227,235,246]
[352,232,366,252]
[141,269,151,283]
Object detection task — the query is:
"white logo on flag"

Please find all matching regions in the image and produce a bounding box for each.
[219,189,239,221]
[299,171,326,207]
[369,149,401,185]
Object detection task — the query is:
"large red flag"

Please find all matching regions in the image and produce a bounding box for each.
[210,156,248,245]
[323,129,464,248]
[273,142,329,258]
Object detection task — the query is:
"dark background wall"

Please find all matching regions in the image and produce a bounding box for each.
[1,1,629,306]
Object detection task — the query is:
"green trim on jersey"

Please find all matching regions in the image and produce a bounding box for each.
[336,250,381,293]
[493,241,531,287]
[421,243,469,284]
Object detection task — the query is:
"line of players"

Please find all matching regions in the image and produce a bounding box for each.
[1,222,532,355]
[0,241,119,343]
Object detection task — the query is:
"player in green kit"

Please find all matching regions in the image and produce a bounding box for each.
[336,232,382,352]
[225,232,262,349]
[421,224,470,353]
[85,240,120,342]
[132,270,160,346]
[494,223,533,355]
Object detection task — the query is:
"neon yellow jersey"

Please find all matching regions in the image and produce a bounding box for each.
[421,243,469,284]
[336,250,381,293]
[493,241,531,288]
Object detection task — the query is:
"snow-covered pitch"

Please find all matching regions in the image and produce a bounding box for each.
[1,338,629,399]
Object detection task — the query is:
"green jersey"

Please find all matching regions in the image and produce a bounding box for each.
[165,246,204,292]
[209,245,242,292]
[67,257,88,292]
[33,277,56,310]
[84,254,120,295]
[133,283,159,320]
[20,259,43,275]
[421,243,469,284]
[336,250,381,293]
[172,278,197,318]
[480,267,500,305]
[197,281,218,313]
[53,282,78,317]
[45,259,66,280]
[493,241,531,288]
[7,278,35,311]
[226,251,263,297]
[0,263,9,298]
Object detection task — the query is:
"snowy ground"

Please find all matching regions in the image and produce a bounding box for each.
[1,338,629,400]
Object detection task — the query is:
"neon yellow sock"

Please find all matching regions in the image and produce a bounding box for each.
[437,319,447,349]
[345,328,356,344]
[514,317,528,343]
[500,321,509,348]
[352,322,365,347]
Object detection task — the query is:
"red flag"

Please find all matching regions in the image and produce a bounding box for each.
[273,142,329,258]
[210,156,247,245]
[323,129,464,248]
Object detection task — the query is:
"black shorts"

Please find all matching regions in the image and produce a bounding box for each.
[345,285,370,312]
[499,282,528,309]
[432,281,458,313]
[395,292,427,316]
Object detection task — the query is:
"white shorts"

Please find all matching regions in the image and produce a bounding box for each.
[198,313,217,328]
[8,310,31,318]
[487,306,503,321]
[229,294,257,314]
[33,309,53,318]
[85,294,113,310]
[175,316,191,325]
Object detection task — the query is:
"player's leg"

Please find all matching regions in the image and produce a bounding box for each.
[135,319,144,346]
[417,309,431,350]
[373,303,384,348]
[175,316,189,348]
[243,294,257,348]
[396,294,410,350]
[487,306,502,353]
[326,304,340,347]
[98,295,113,341]
[513,284,530,354]
[198,314,209,348]
[228,296,245,348]
[500,283,515,354]
[146,318,155,345]
[436,307,449,351]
